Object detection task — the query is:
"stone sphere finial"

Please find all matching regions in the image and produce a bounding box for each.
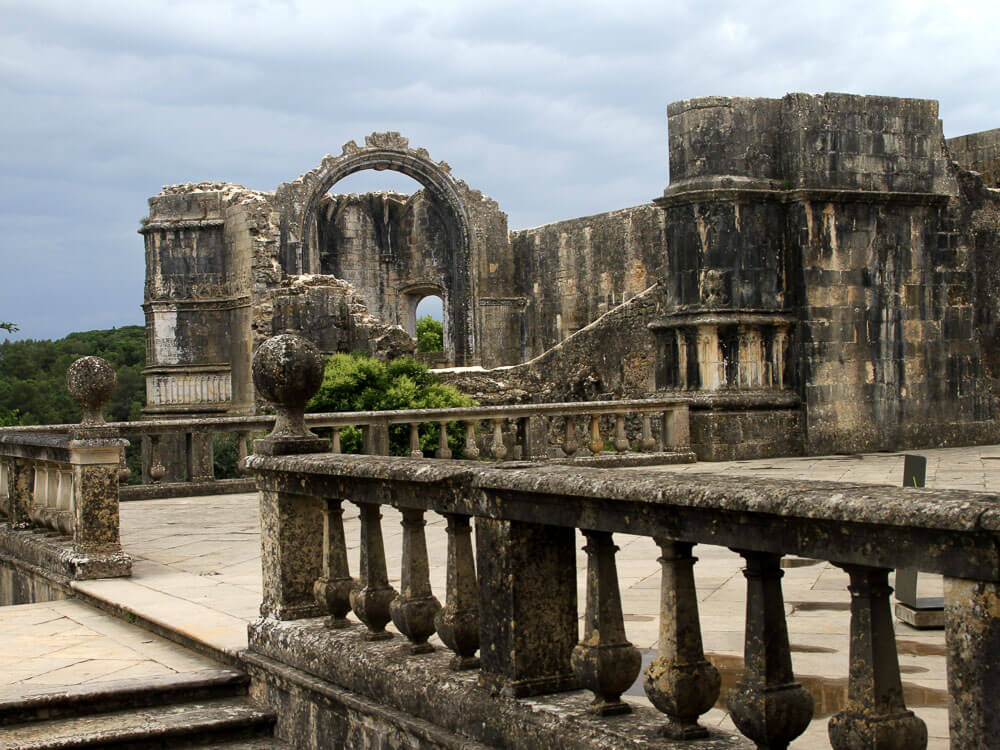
[252,333,324,441]
[66,356,116,426]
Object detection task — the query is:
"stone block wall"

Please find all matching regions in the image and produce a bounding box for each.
[948,128,1000,188]
[509,205,665,359]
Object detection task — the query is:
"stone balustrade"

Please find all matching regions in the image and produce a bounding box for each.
[234,332,998,749]
[0,357,132,580]
[245,451,1000,749]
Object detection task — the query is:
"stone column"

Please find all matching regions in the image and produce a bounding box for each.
[476,518,579,697]
[251,334,330,621]
[944,577,1000,748]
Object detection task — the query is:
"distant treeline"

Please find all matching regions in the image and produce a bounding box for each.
[0,326,146,426]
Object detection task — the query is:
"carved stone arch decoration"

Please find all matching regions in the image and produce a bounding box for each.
[276,132,478,365]
[287,132,472,272]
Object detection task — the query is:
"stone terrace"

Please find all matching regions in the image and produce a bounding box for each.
[8,446,993,748]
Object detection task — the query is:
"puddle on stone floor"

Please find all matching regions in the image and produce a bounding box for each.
[896,639,947,657]
[627,650,948,717]
[790,643,836,654]
[788,600,851,612]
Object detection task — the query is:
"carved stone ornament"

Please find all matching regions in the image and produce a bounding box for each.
[365,131,410,150]
[66,356,116,426]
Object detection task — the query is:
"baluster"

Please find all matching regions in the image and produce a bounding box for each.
[117,444,130,483]
[571,530,641,715]
[828,565,927,749]
[409,423,423,458]
[435,514,480,669]
[463,421,479,459]
[640,414,656,452]
[313,498,355,629]
[56,469,74,536]
[614,413,630,452]
[331,428,341,454]
[435,422,452,459]
[350,502,397,640]
[563,416,579,457]
[238,431,250,463]
[491,419,507,461]
[645,540,720,739]
[434,422,451,458]
[728,550,814,750]
[149,434,166,483]
[588,415,603,456]
[390,508,441,654]
[663,404,690,451]
[31,465,47,527]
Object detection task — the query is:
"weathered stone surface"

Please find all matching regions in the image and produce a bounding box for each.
[65,356,116,426]
[251,332,328,456]
[142,93,1000,463]
[247,618,751,749]
[943,577,1000,748]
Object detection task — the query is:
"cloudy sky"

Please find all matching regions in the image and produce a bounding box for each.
[1,0,997,340]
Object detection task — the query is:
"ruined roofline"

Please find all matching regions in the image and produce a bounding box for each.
[667,91,941,117]
[511,203,659,235]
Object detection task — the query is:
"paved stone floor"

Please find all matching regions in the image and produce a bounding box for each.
[0,598,220,700]
[9,445,1000,747]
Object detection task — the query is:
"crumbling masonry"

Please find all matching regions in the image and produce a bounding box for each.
[141,92,1000,461]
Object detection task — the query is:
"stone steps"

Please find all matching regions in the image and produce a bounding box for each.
[0,669,286,748]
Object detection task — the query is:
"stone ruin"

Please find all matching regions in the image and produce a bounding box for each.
[140,92,1000,461]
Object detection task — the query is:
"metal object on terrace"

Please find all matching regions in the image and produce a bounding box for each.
[895,454,944,629]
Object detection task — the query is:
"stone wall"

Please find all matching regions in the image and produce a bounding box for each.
[948,128,1000,188]
[508,205,665,358]
[141,100,1000,461]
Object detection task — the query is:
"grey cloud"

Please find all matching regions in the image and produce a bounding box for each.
[1,0,999,339]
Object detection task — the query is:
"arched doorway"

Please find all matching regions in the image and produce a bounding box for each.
[276,132,476,365]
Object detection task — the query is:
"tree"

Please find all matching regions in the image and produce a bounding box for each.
[306,352,475,455]
[0,322,17,334]
[416,315,443,353]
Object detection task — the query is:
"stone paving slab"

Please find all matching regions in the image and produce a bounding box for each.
[0,598,221,700]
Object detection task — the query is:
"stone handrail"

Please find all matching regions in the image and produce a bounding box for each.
[0,358,132,580]
[238,332,993,749]
[245,452,996,749]
[1,406,692,499]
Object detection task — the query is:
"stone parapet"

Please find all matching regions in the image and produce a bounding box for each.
[244,452,1000,748]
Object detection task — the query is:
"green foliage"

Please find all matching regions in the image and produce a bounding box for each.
[416,315,443,353]
[307,352,476,456]
[0,322,17,334]
[0,326,146,426]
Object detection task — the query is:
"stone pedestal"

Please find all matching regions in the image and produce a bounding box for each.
[475,518,579,697]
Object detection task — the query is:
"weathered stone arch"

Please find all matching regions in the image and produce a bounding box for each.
[276,132,477,364]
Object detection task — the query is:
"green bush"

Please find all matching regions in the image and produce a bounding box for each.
[306,352,476,456]
[416,316,443,353]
